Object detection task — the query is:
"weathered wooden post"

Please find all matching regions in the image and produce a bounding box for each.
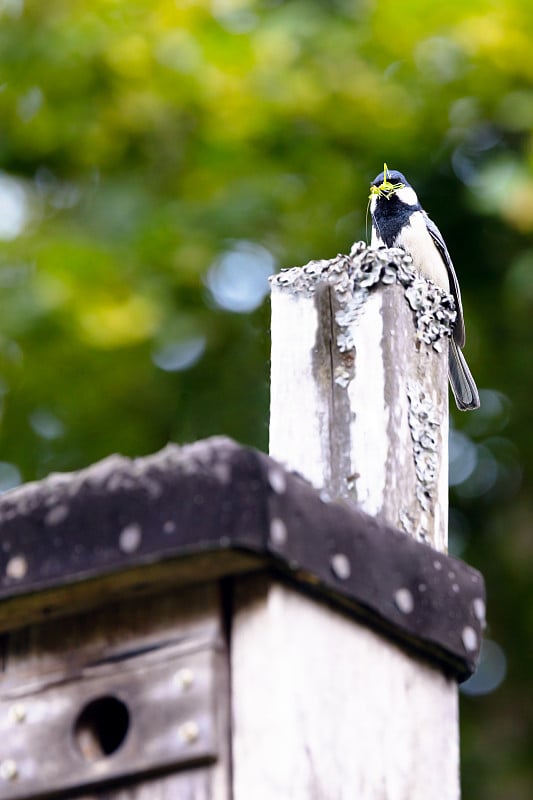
[269,242,452,548]
[0,246,485,800]
[231,243,472,799]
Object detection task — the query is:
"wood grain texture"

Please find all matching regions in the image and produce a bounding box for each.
[232,575,460,800]
[0,548,259,636]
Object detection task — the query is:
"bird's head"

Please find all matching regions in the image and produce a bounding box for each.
[369,164,409,199]
[369,164,418,209]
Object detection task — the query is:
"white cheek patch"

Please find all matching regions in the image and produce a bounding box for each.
[395,186,418,206]
[398,212,450,291]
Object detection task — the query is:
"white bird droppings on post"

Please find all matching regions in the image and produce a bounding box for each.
[5,555,28,580]
[44,504,69,526]
[269,517,288,547]
[330,553,351,581]
[163,520,176,535]
[267,467,287,494]
[394,588,415,614]
[119,523,142,554]
[462,626,479,652]
[472,597,486,625]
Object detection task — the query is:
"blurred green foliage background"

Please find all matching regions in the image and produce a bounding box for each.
[0,0,531,796]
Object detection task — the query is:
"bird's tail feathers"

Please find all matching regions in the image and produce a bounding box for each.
[449,338,480,411]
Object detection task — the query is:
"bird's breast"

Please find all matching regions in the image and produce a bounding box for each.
[395,211,450,292]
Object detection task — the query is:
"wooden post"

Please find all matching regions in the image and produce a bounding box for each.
[231,244,461,800]
[269,243,451,552]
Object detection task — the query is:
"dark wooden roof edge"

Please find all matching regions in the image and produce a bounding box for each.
[0,436,485,681]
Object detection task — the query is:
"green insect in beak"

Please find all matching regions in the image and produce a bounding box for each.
[369,163,406,200]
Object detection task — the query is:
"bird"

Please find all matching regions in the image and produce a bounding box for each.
[369,165,480,411]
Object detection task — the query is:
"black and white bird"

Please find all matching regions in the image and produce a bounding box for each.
[369,166,480,411]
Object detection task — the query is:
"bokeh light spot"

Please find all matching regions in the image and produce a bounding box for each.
[29,409,65,440]
[461,639,507,696]
[152,336,206,372]
[0,462,21,493]
[0,173,30,240]
[449,429,477,487]
[206,240,275,313]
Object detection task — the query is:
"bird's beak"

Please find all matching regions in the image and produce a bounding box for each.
[368,179,405,201]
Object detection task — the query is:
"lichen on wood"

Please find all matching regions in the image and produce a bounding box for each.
[270,241,456,354]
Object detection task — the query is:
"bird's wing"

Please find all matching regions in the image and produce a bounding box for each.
[423,211,465,347]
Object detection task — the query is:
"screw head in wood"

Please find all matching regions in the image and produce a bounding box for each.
[0,759,18,782]
[8,704,26,724]
[175,668,195,691]
[178,720,200,744]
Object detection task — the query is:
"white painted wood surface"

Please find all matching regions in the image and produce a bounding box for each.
[231,246,460,800]
[233,575,459,800]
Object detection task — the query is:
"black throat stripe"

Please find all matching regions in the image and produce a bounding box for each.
[372,195,418,247]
